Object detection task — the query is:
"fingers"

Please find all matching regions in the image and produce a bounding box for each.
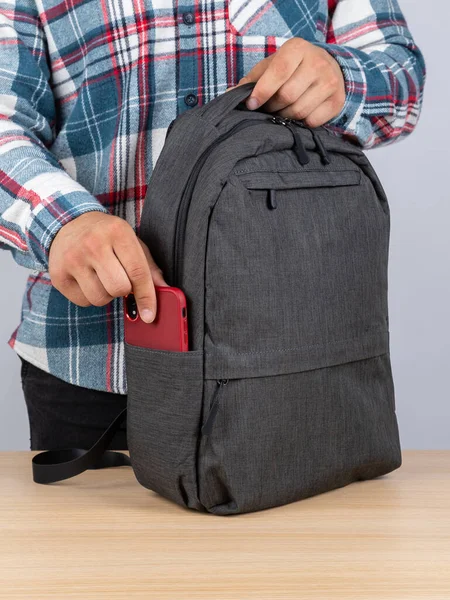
[55,276,91,307]
[301,98,341,129]
[263,65,316,114]
[137,239,169,288]
[92,249,132,298]
[237,38,345,124]
[277,79,334,122]
[114,235,157,323]
[76,268,115,307]
[244,40,306,110]
[48,213,167,320]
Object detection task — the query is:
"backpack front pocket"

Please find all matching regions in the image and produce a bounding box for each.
[204,165,389,373]
[198,351,401,515]
[125,344,204,510]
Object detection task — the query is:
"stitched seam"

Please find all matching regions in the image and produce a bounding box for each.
[234,167,360,176]
[213,329,388,356]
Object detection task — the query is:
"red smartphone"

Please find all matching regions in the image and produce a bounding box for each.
[123,286,189,351]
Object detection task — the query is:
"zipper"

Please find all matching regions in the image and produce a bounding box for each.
[201,379,229,436]
[271,116,310,166]
[272,116,331,166]
[310,129,331,165]
[173,118,269,286]
[172,114,326,285]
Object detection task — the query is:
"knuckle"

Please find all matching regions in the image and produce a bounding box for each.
[277,87,297,107]
[108,216,129,238]
[110,280,132,298]
[49,265,64,284]
[292,106,308,120]
[324,75,339,92]
[128,264,147,281]
[288,37,305,52]
[329,74,340,88]
[90,292,112,307]
[76,297,92,308]
[305,115,320,129]
[83,234,102,254]
[272,61,290,81]
[314,56,329,72]
[64,250,82,270]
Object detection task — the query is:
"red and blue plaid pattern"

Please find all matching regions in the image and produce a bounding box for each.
[0,0,425,393]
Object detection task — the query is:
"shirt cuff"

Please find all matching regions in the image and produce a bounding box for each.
[313,42,367,136]
[26,188,109,271]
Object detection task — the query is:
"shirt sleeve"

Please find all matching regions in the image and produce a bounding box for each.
[315,0,426,148]
[0,2,108,272]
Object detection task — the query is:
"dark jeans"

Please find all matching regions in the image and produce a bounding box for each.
[20,358,128,451]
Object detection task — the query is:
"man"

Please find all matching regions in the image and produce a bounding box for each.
[0,0,425,450]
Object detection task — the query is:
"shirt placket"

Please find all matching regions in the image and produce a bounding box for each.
[177,2,200,114]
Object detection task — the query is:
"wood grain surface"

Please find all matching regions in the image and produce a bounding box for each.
[1,451,449,599]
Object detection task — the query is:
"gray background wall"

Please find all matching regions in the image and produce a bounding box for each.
[0,0,448,450]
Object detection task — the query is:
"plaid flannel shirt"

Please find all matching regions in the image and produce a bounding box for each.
[0,0,425,393]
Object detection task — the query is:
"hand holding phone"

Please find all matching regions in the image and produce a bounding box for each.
[124,286,189,352]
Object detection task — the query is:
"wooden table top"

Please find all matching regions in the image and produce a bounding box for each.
[1,450,449,599]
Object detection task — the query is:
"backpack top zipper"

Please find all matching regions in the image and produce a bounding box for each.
[172,114,330,286]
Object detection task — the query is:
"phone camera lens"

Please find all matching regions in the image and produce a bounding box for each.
[125,294,138,321]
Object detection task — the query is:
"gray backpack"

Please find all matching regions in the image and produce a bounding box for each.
[32,83,402,515]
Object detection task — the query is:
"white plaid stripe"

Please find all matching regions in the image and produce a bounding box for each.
[0,0,425,392]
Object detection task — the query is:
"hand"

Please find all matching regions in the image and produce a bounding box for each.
[238,38,346,128]
[49,212,168,322]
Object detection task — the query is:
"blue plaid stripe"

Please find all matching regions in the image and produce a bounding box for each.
[1,0,425,393]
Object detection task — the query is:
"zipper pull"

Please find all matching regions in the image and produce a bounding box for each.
[201,379,228,436]
[267,189,277,210]
[310,129,331,166]
[272,115,287,126]
[271,117,310,166]
[289,119,331,165]
[285,121,310,166]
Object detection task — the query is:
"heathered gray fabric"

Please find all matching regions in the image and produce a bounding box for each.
[125,344,204,510]
[198,353,400,515]
[127,83,402,515]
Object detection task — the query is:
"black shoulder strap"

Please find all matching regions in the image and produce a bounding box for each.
[32,408,131,484]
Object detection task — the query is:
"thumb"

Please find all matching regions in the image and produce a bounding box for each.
[138,239,169,287]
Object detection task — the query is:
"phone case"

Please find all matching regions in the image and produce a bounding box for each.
[124,286,189,351]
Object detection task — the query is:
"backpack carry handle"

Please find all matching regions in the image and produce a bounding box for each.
[199,82,256,127]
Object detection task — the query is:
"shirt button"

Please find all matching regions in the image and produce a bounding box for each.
[182,12,195,25]
[184,93,198,107]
